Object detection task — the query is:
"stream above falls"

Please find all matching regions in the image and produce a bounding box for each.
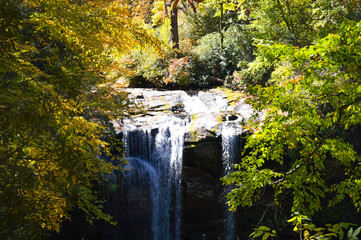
[114,88,254,142]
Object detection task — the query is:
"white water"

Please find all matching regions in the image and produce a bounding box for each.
[182,91,228,114]
[123,116,188,240]
[122,156,159,229]
[222,122,242,240]
[116,89,251,240]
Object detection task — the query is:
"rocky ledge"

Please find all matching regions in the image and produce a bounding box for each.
[115,88,253,142]
[114,88,254,239]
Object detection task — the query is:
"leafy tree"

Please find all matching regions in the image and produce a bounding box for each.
[193,23,254,81]
[228,0,361,87]
[223,19,361,236]
[158,0,205,49]
[179,0,220,41]
[226,0,361,45]
[0,0,155,239]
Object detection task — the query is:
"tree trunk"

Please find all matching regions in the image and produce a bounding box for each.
[220,1,224,49]
[170,2,179,50]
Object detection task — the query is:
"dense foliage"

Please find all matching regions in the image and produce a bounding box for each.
[220,0,361,238]
[226,17,361,218]
[0,1,156,239]
[121,0,255,89]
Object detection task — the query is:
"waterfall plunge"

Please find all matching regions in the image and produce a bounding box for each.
[113,89,251,240]
[222,122,242,240]
[120,120,243,240]
[123,116,188,240]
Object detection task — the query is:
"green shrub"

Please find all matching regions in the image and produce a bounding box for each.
[122,22,255,89]
[193,23,255,86]
[122,49,169,87]
[233,55,274,88]
[223,24,254,69]
[193,32,226,77]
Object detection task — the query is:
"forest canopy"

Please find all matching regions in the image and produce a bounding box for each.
[219,0,361,239]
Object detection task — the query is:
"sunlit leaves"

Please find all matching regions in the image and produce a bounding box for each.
[0,1,148,239]
[224,20,361,226]
[286,213,355,240]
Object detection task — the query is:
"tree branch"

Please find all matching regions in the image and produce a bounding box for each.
[272,95,361,185]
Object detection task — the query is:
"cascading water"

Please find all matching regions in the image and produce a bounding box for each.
[105,89,253,240]
[221,122,242,240]
[50,89,255,240]
[123,116,188,240]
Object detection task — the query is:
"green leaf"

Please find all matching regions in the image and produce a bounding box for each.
[288,216,297,223]
[348,228,354,239]
[259,226,271,231]
[253,230,264,238]
[262,232,270,240]
[352,226,361,238]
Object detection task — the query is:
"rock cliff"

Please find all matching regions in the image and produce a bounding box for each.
[114,88,253,240]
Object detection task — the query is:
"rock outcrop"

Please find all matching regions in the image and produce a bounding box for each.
[51,88,254,240]
[114,88,253,240]
[116,88,253,140]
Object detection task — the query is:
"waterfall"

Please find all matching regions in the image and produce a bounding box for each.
[221,122,242,240]
[49,89,254,240]
[123,116,188,240]
[122,157,159,236]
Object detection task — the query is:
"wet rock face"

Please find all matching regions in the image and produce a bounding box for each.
[116,89,252,240]
[52,89,253,240]
[118,88,253,141]
[182,138,225,240]
[183,138,223,178]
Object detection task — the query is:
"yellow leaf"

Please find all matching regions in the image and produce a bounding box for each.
[72,175,76,185]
